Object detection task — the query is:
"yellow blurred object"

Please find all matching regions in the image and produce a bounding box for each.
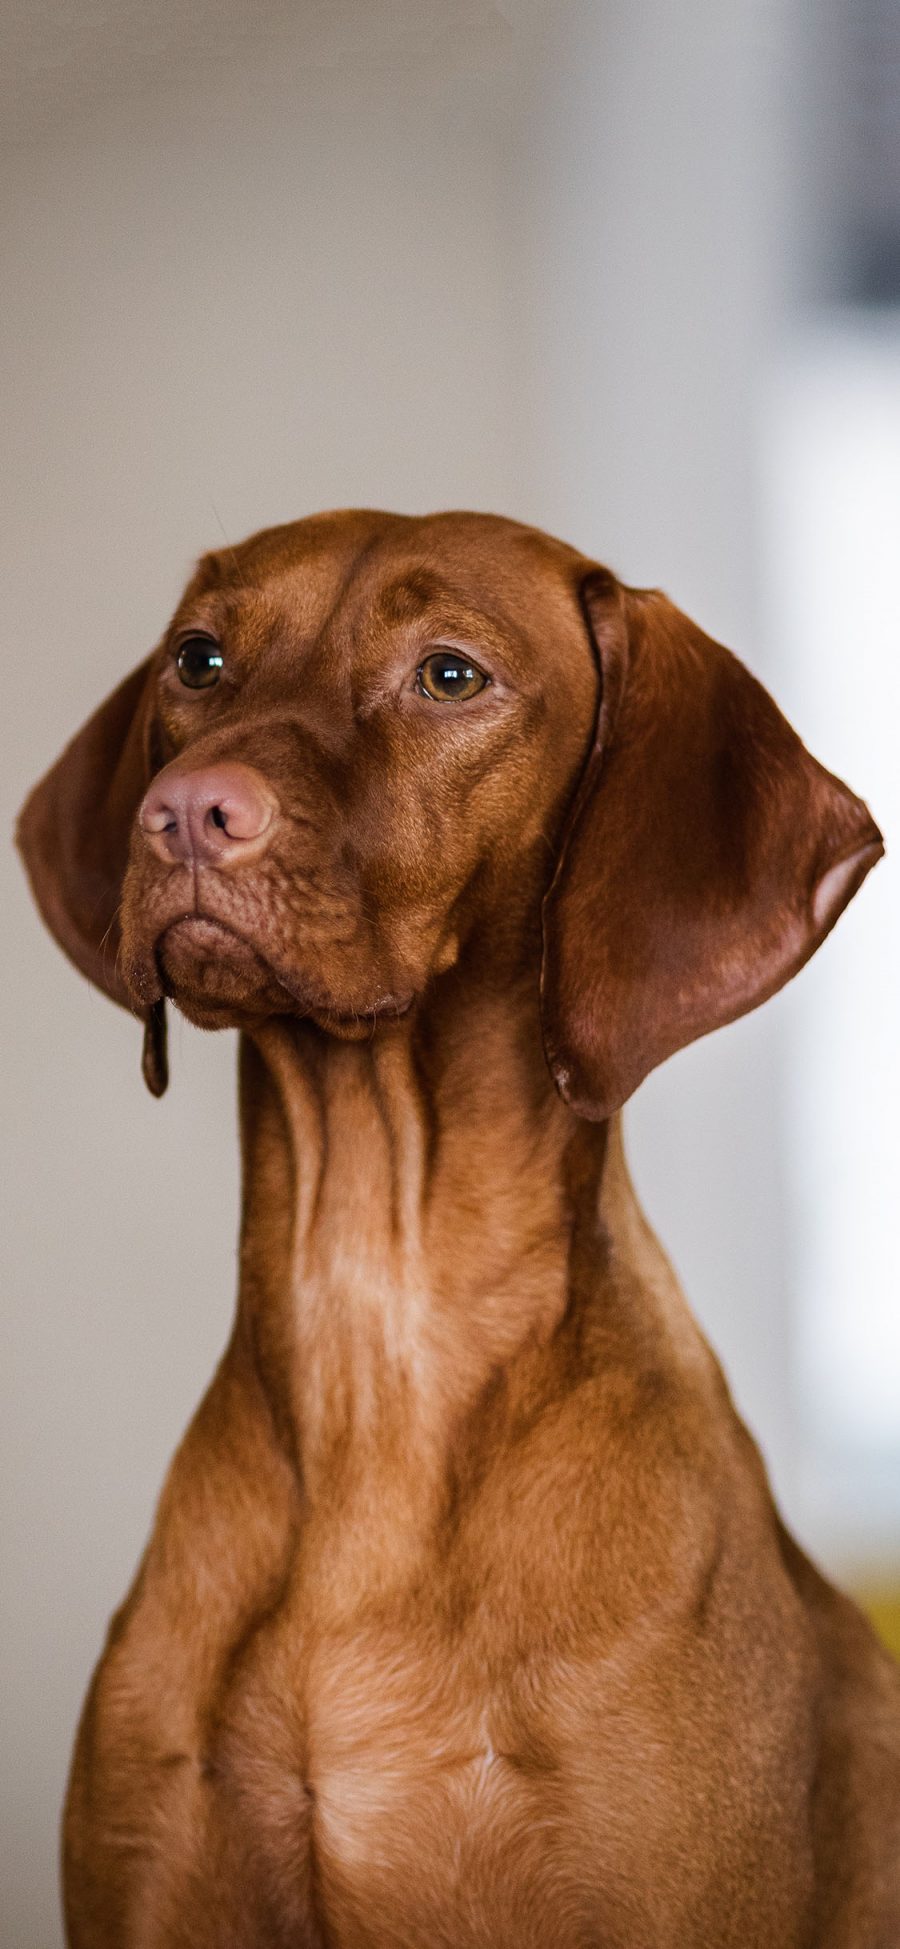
[857,1592,900,1663]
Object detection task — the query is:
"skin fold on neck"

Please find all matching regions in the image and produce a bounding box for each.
[239,974,580,1475]
[232,965,712,1609]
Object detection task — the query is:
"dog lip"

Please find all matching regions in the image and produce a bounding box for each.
[306,991,415,1033]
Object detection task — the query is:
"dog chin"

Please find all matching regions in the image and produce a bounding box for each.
[142,916,416,1037]
[154,917,288,1024]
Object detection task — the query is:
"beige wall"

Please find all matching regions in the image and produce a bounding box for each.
[1,34,522,1945]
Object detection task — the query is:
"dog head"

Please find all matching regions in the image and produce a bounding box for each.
[17,509,882,1115]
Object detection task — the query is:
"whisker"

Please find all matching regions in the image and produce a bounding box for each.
[210,500,248,592]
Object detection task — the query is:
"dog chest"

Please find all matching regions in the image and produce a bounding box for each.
[204,1585,814,1949]
[222,1617,640,1948]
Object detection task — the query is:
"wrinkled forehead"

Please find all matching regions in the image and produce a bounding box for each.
[170,509,592,681]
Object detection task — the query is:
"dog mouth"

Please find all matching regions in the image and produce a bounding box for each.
[152,914,413,1035]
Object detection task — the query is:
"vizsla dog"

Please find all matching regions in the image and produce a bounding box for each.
[19,510,900,1947]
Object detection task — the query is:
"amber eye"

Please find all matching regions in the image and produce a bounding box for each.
[176,637,223,689]
[416,650,488,703]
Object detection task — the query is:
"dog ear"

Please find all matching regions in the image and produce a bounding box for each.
[17,657,169,1096]
[540,569,883,1121]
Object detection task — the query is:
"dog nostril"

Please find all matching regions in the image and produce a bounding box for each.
[141,798,180,836]
[209,806,228,830]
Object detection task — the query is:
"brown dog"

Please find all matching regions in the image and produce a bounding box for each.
[18,510,900,1948]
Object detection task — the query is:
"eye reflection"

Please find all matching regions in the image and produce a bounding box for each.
[176,637,223,689]
[417,650,488,703]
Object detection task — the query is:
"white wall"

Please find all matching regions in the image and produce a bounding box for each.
[508,0,805,1497]
[765,320,900,1571]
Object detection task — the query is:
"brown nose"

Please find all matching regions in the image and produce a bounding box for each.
[140,762,277,867]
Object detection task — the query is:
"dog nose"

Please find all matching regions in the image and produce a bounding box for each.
[140,762,277,867]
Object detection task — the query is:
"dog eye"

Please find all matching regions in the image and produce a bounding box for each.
[417,650,488,703]
[176,637,224,689]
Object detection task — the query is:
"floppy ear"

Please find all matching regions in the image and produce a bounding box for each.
[541,569,883,1120]
[17,657,169,1096]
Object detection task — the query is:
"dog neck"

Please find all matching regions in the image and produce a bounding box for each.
[232,973,683,1598]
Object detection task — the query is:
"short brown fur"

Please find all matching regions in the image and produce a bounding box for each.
[17,510,899,1947]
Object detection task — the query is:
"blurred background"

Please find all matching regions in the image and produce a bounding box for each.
[1,1,897,1939]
